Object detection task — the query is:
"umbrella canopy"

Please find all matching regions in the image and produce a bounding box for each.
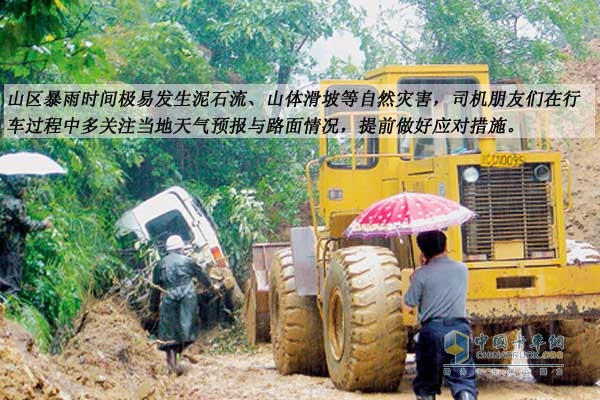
[0,152,66,176]
[344,192,475,239]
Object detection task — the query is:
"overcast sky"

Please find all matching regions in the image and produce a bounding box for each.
[309,0,382,70]
[308,0,417,75]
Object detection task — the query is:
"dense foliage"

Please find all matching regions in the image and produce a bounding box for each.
[351,0,600,82]
[0,0,327,350]
[0,0,597,350]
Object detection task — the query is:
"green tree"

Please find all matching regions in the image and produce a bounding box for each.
[0,0,109,82]
[171,0,352,83]
[401,0,600,82]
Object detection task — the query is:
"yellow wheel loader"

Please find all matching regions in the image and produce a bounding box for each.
[244,64,600,391]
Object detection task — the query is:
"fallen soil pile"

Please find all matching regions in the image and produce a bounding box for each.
[54,299,168,399]
[556,40,600,248]
[0,299,168,400]
[0,307,63,400]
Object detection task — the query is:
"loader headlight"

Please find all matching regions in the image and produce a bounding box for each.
[533,164,551,182]
[463,167,479,183]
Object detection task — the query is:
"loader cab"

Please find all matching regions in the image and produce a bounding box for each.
[312,64,566,267]
[314,65,493,238]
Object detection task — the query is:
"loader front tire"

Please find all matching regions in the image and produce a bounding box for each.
[269,248,326,376]
[324,246,406,392]
[525,320,600,385]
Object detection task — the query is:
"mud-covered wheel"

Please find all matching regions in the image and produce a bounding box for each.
[243,275,270,344]
[324,245,406,392]
[525,320,600,385]
[269,248,326,376]
[472,326,517,365]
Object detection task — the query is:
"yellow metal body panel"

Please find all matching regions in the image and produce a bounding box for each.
[402,264,600,327]
[493,240,525,260]
[308,64,588,327]
[365,64,490,82]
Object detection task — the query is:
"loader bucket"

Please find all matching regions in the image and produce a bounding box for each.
[243,242,289,345]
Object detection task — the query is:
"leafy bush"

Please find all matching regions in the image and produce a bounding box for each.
[0,139,133,352]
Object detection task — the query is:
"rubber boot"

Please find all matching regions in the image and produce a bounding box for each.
[167,349,176,375]
[454,391,476,400]
[416,395,436,400]
[175,351,185,376]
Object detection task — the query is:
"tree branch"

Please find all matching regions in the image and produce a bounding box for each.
[19,5,94,48]
[382,29,418,57]
[294,34,310,53]
[0,58,48,66]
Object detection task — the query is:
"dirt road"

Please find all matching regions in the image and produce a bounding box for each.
[4,299,600,399]
[168,345,600,400]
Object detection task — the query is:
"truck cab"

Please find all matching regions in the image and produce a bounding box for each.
[116,186,243,311]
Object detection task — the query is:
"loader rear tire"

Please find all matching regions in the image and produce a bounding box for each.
[324,246,406,392]
[525,320,600,385]
[243,275,270,345]
[269,248,326,376]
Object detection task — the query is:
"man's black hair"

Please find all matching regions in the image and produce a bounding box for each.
[416,230,447,259]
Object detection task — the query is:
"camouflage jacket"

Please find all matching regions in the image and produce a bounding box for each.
[0,195,47,255]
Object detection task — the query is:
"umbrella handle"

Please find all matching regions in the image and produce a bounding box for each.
[408,234,416,270]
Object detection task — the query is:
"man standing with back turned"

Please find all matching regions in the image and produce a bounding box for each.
[150,234,212,375]
[403,230,477,400]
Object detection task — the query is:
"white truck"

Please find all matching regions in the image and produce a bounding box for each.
[116,186,243,325]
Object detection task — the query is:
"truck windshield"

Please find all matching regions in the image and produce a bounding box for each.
[146,209,192,248]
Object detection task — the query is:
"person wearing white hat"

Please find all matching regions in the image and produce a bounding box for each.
[149,234,212,375]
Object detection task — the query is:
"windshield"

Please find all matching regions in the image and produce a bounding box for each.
[145,209,192,249]
[397,77,482,158]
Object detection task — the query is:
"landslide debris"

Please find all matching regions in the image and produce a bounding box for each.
[0,299,168,400]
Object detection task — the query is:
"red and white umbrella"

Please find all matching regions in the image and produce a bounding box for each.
[344,192,475,239]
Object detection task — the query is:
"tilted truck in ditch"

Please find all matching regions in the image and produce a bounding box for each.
[116,186,243,328]
[244,64,600,391]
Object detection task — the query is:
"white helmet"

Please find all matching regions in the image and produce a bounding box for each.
[165,235,185,252]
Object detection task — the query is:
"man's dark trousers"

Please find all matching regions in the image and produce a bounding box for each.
[414,318,477,398]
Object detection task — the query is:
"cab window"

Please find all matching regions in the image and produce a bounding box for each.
[326,135,379,168]
[146,209,192,249]
[396,77,480,159]
[325,84,379,169]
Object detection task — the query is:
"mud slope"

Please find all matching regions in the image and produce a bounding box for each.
[0,299,168,400]
[556,41,600,247]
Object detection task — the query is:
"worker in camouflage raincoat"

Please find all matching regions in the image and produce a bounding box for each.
[0,177,51,295]
[150,234,212,375]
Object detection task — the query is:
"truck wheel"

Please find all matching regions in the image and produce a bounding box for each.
[243,275,270,344]
[525,320,600,385]
[324,246,406,392]
[269,248,326,376]
[472,326,517,365]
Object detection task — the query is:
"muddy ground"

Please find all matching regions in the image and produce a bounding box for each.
[2,298,600,400]
[558,40,600,249]
[169,344,600,400]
